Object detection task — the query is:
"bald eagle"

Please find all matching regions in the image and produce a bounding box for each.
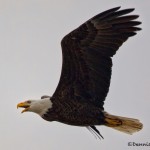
[17,7,143,139]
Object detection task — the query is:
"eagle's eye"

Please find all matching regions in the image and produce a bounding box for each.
[26,100,31,103]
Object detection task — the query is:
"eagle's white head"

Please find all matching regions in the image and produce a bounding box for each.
[17,98,53,117]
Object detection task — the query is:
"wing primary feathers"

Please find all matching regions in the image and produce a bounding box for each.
[90,6,121,21]
[106,8,135,20]
[108,15,139,24]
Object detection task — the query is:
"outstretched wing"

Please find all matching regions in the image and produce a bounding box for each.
[52,7,141,109]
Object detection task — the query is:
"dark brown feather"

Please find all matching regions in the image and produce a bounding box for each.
[52,7,141,110]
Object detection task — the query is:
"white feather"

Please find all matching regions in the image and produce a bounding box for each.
[28,98,53,116]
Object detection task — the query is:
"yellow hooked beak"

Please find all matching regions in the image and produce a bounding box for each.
[17,102,30,113]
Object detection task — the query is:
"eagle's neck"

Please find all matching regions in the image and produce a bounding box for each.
[30,98,53,117]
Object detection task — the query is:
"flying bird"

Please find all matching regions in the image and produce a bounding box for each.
[17,6,143,139]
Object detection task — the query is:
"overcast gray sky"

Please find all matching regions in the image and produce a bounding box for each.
[0,0,149,150]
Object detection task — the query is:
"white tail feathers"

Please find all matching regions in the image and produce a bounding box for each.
[104,112,143,135]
